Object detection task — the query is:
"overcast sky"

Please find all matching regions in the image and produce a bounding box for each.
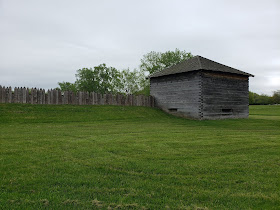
[0,0,279,95]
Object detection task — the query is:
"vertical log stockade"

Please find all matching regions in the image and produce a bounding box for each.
[0,86,155,107]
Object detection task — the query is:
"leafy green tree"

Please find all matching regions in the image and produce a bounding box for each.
[75,64,122,94]
[58,49,192,95]
[119,68,148,94]
[249,91,273,105]
[249,91,256,104]
[140,48,193,75]
[256,94,273,105]
[272,90,280,104]
[58,82,78,92]
[138,49,193,95]
[134,85,150,96]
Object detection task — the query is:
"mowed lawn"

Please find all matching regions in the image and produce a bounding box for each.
[0,104,279,209]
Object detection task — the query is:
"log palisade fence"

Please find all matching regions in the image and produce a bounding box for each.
[0,86,155,107]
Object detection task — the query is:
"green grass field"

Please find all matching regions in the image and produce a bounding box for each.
[0,104,279,209]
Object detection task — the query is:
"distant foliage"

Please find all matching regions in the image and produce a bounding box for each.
[119,68,148,94]
[272,90,280,104]
[58,64,147,95]
[58,49,193,96]
[58,82,78,93]
[138,49,193,95]
[75,64,122,94]
[140,48,193,75]
[134,85,150,96]
[249,91,279,105]
[57,50,279,100]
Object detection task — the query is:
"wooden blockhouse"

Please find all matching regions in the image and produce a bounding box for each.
[149,56,254,120]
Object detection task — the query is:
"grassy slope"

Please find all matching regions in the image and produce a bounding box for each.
[0,104,279,209]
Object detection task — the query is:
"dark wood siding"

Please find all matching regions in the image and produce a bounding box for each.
[150,70,249,120]
[150,71,202,119]
[201,71,249,119]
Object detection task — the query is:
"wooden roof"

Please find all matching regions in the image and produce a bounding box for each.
[149,55,254,78]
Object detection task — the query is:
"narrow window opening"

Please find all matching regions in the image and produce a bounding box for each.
[222,108,233,113]
[168,108,178,112]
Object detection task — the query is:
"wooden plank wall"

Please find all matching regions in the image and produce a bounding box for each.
[150,70,250,120]
[0,86,155,107]
[150,71,202,119]
[201,71,249,119]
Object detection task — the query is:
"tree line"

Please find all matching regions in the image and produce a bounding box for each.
[57,49,193,95]
[57,49,279,104]
[249,91,280,105]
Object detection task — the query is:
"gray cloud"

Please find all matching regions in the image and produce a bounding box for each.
[0,0,279,95]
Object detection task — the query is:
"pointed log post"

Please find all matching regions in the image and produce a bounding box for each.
[69,91,73,104]
[57,89,62,105]
[0,86,3,103]
[0,86,2,103]
[26,88,30,104]
[47,89,50,104]
[30,88,34,104]
[64,91,68,104]
[111,94,116,105]
[8,87,12,103]
[13,87,18,103]
[38,89,42,104]
[18,87,23,103]
[85,92,89,105]
[50,89,54,105]
[78,91,82,105]
[106,93,112,105]
[55,89,59,105]
[89,92,93,105]
[22,87,27,104]
[51,89,55,104]
[42,89,45,104]
[73,92,77,105]
[94,92,98,105]
[4,87,7,103]
[96,93,100,105]
[35,88,38,104]
[121,94,125,106]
